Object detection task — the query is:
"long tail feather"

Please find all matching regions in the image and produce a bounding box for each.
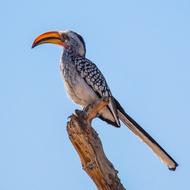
[114,98,178,170]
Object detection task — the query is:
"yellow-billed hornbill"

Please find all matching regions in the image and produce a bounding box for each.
[32,30,178,170]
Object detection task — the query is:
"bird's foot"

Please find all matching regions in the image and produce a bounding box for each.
[83,105,91,113]
[67,109,83,121]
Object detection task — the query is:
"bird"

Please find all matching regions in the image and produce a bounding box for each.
[32,30,178,171]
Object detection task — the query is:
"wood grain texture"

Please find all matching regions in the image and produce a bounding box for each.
[67,98,126,190]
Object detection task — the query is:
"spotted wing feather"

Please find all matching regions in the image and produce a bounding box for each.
[74,57,120,126]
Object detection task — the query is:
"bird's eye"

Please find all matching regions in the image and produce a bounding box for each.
[61,34,69,41]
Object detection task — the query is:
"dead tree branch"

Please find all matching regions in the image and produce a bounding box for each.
[67,98,126,190]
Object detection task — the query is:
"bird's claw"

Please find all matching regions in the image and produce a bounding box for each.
[67,115,73,119]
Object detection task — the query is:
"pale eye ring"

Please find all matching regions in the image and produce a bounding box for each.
[61,33,69,41]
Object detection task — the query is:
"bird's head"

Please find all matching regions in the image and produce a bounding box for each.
[32,30,86,56]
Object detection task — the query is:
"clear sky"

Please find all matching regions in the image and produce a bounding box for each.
[0,0,189,189]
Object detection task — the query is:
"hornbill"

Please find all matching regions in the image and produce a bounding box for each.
[32,30,178,170]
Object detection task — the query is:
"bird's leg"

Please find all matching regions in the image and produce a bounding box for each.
[67,109,80,119]
[68,98,109,128]
[67,109,83,120]
[83,105,92,112]
[85,97,109,122]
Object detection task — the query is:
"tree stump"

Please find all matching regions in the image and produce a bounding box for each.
[67,98,126,190]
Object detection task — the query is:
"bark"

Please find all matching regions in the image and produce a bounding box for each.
[66,98,126,190]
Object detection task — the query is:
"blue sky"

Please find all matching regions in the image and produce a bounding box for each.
[0,0,190,189]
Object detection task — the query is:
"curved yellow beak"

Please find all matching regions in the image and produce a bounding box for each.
[32,31,65,48]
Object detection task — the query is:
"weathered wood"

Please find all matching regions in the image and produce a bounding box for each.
[67,98,126,190]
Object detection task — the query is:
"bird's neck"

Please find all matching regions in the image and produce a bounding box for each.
[62,47,84,64]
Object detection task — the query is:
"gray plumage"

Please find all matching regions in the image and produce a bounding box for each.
[60,32,120,126]
[32,30,178,171]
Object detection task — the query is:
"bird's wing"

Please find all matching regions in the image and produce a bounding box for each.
[74,57,120,126]
[114,97,178,170]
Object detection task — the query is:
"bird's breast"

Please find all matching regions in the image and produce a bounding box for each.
[60,62,98,107]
